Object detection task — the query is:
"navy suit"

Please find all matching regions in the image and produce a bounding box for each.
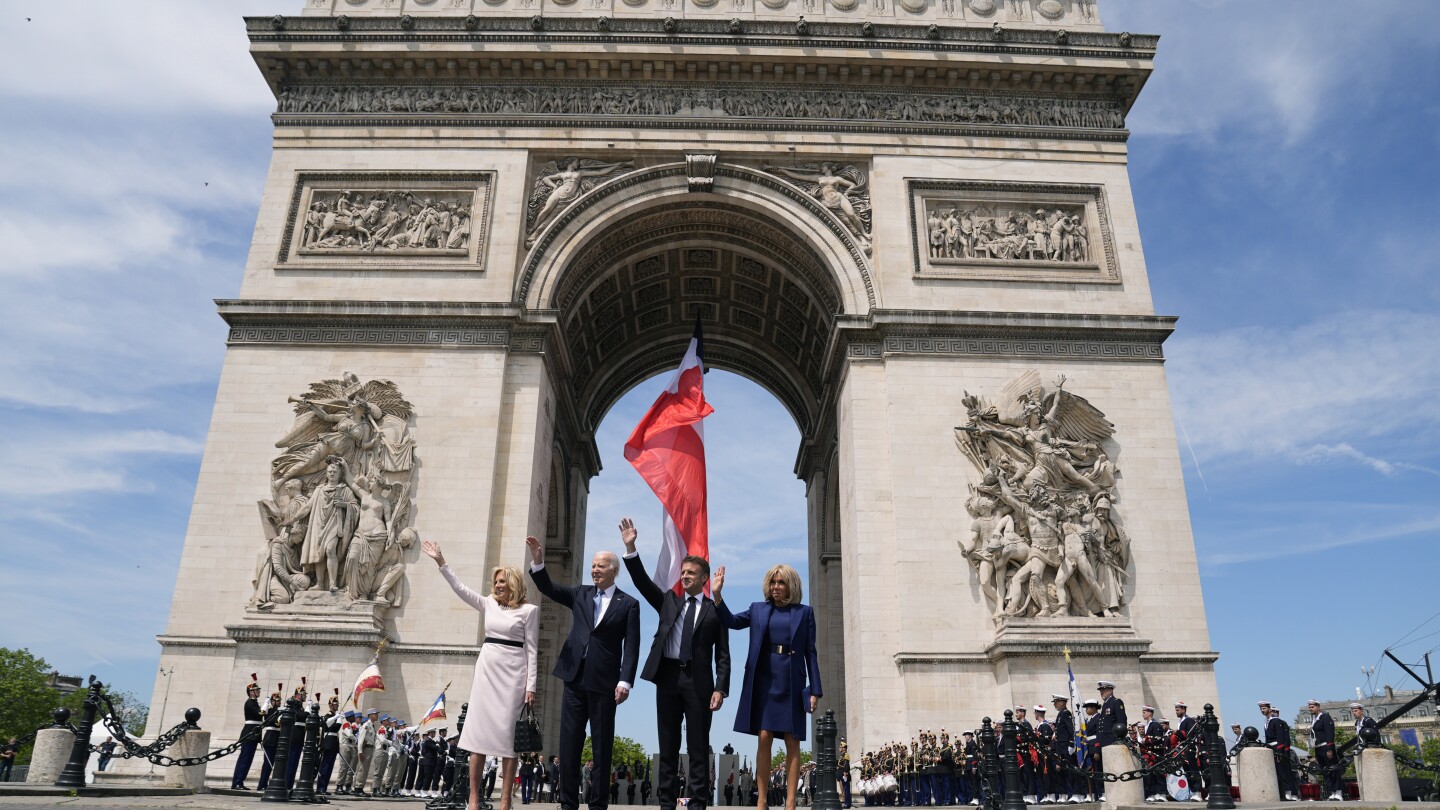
[714,600,822,741]
[530,564,641,810]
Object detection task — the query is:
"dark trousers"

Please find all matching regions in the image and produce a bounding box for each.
[1273,750,1297,795]
[1087,747,1104,799]
[232,740,257,787]
[316,749,337,793]
[657,660,713,810]
[1317,746,1341,794]
[418,761,434,793]
[560,683,618,810]
[258,743,279,790]
[284,738,303,790]
[0,762,12,782]
[404,758,418,791]
[484,766,496,796]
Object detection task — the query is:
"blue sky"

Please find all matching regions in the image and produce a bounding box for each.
[2,0,1439,757]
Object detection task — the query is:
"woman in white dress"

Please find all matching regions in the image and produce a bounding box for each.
[423,540,538,810]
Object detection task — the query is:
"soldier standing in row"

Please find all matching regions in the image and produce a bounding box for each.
[352,707,379,796]
[1049,695,1076,804]
[1140,706,1165,802]
[256,686,284,792]
[1171,702,1203,802]
[281,682,309,792]
[1013,707,1036,805]
[1260,703,1298,801]
[1350,702,1378,739]
[336,711,359,793]
[1032,706,1054,804]
[316,691,342,795]
[1080,698,1103,803]
[230,675,264,790]
[960,730,978,806]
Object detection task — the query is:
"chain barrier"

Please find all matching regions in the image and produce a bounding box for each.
[1019,724,1208,784]
[1393,751,1440,776]
[65,684,275,768]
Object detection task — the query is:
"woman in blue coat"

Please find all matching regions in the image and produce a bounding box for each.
[713,562,821,810]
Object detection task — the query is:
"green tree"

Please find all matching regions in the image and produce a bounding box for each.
[0,648,73,763]
[771,750,813,770]
[582,735,650,772]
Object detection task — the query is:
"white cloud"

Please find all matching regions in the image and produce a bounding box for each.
[1199,513,1440,568]
[1167,310,1440,474]
[0,429,204,496]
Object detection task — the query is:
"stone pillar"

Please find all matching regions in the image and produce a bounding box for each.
[26,728,74,784]
[1100,744,1143,808]
[1356,748,1402,803]
[162,729,210,790]
[1236,748,1279,803]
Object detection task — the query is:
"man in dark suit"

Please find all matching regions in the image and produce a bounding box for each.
[528,535,641,810]
[619,517,732,810]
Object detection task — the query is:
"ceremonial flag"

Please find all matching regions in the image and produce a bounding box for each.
[350,661,385,709]
[624,320,713,594]
[421,686,449,727]
[1065,647,1084,766]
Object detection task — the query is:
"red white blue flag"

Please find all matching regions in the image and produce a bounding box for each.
[624,321,713,594]
[421,690,447,727]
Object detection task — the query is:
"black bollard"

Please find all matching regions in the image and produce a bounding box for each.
[51,707,72,728]
[813,710,842,810]
[184,708,202,729]
[291,703,321,803]
[1200,705,1234,810]
[1000,710,1026,810]
[55,677,101,789]
[979,717,999,810]
[262,702,296,803]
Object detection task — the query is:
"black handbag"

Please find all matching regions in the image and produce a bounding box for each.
[514,704,543,753]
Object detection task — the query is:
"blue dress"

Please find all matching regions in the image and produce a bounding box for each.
[715,599,822,742]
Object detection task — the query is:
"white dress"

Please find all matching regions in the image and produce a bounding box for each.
[440,565,539,758]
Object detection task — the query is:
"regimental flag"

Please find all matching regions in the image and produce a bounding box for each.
[1065,647,1085,766]
[624,320,714,594]
[421,688,448,728]
[350,661,385,709]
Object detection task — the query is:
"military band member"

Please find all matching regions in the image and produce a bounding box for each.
[1259,702,1298,802]
[231,674,264,790]
[316,691,342,795]
[938,731,956,806]
[1140,706,1164,802]
[257,686,284,791]
[1050,696,1077,804]
[1172,702,1203,803]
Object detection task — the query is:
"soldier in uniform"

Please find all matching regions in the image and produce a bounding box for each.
[1172,702,1203,803]
[1080,698,1103,803]
[352,707,379,796]
[231,674,264,790]
[960,731,978,806]
[1095,680,1126,801]
[1012,706,1036,805]
[389,722,410,796]
[1260,703,1298,801]
[336,711,359,794]
[282,682,309,792]
[401,726,421,797]
[937,732,956,807]
[1350,702,1378,739]
[1032,706,1054,803]
[1049,696,1077,804]
[372,716,395,796]
[316,690,342,795]
[1139,706,1164,802]
[257,686,284,791]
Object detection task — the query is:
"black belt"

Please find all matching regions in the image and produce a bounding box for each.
[485,636,523,648]
[661,657,692,669]
[769,645,795,655]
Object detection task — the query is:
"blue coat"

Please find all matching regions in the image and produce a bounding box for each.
[714,599,822,738]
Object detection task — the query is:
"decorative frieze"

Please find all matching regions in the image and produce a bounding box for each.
[275,83,1125,133]
[908,179,1118,283]
[278,172,495,270]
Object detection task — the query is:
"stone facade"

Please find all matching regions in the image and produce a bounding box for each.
[136,0,1217,783]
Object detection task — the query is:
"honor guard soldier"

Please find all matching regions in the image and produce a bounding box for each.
[386,721,409,796]
[1172,702,1203,802]
[1080,699,1103,803]
[257,685,285,791]
[353,707,380,796]
[938,731,956,807]
[1012,707,1036,805]
[1350,702,1378,739]
[840,739,853,808]
[282,681,309,792]
[336,711,359,793]
[231,674,264,790]
[923,731,939,806]
[1095,682,1126,801]
[1050,696,1077,804]
[316,690,342,795]
[1259,702,1298,801]
[402,726,421,796]
[1140,706,1164,802]
[1307,700,1341,801]
[960,731,979,806]
[1033,706,1056,803]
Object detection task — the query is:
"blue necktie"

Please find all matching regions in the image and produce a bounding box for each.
[593,590,604,627]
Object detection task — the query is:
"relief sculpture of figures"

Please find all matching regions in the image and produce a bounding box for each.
[927,202,1089,263]
[300,188,473,254]
[525,158,635,246]
[954,370,1130,620]
[765,162,873,253]
[252,373,418,611]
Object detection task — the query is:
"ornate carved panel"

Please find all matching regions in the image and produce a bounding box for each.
[278,172,495,271]
[907,179,1118,283]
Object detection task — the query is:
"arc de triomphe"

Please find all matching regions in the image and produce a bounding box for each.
[143,0,1217,777]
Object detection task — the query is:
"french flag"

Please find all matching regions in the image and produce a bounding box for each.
[421,691,446,727]
[624,320,713,593]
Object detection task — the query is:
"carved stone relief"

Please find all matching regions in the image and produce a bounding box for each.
[253,374,419,615]
[279,173,494,270]
[525,158,636,247]
[954,371,1130,620]
[907,179,1118,283]
[275,84,1126,133]
[763,162,872,253]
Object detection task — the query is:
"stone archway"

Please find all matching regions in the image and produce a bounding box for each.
[524,168,864,737]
